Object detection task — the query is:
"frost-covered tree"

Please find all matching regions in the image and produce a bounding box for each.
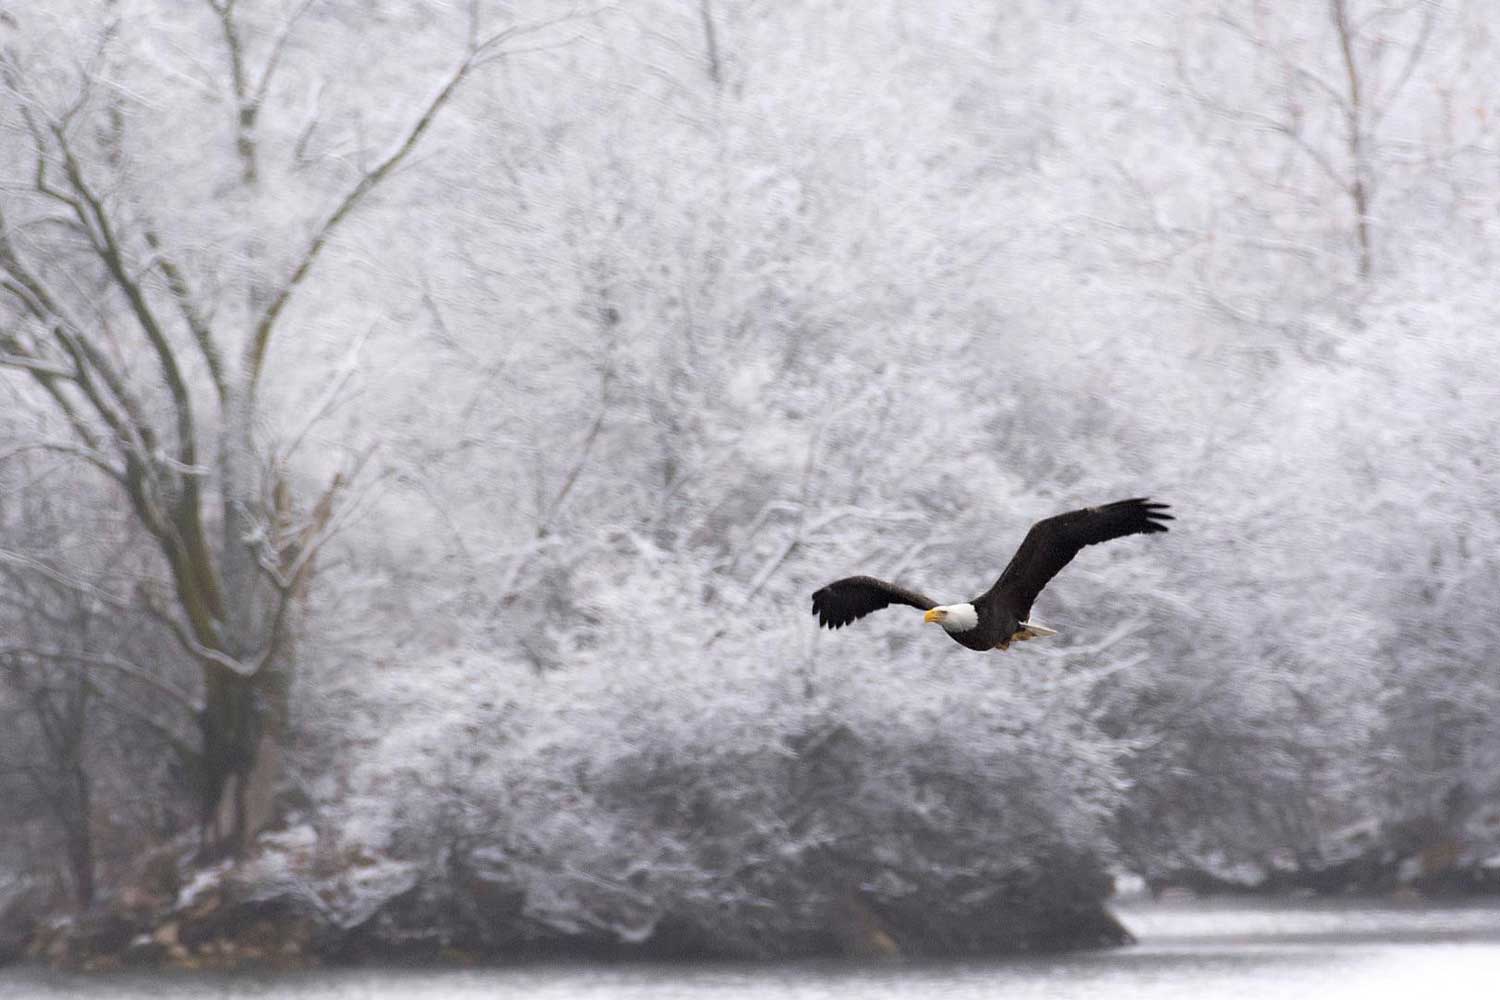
[6,0,1500,955]
[0,0,572,856]
[1165,0,1494,302]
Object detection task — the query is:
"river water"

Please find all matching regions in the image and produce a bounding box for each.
[4,897,1499,999]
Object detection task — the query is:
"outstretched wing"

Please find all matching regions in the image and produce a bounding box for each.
[983,498,1172,620]
[811,575,938,629]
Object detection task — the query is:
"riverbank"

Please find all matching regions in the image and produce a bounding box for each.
[4,896,1500,999]
[7,826,1129,971]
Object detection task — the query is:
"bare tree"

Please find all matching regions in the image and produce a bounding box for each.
[1176,0,1442,283]
[0,465,198,905]
[0,2,567,857]
[0,641,96,906]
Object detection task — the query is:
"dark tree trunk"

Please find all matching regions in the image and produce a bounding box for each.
[64,779,96,908]
[196,659,290,859]
[1331,0,1372,279]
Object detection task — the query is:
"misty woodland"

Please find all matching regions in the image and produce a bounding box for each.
[2,0,1498,969]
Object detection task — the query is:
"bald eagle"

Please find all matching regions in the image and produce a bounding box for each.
[810,498,1172,651]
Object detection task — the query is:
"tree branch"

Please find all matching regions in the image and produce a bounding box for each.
[0,644,200,715]
[0,439,124,483]
[246,44,477,397]
[1370,1,1437,132]
[141,588,253,678]
[0,549,131,609]
[51,122,202,475]
[252,0,316,108]
[144,229,227,401]
[244,9,596,398]
[0,350,71,378]
[1,219,163,470]
[1330,0,1372,276]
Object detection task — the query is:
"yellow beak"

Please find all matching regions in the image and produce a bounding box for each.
[924,609,942,623]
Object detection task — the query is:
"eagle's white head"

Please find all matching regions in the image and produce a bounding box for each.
[923,603,978,633]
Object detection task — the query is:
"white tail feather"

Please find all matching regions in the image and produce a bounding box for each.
[1016,621,1058,640]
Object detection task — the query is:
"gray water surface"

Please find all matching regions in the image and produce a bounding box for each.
[4,897,1500,999]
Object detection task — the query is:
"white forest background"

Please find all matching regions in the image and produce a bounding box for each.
[2,0,1498,935]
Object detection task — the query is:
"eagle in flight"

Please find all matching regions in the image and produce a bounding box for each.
[810,498,1172,651]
